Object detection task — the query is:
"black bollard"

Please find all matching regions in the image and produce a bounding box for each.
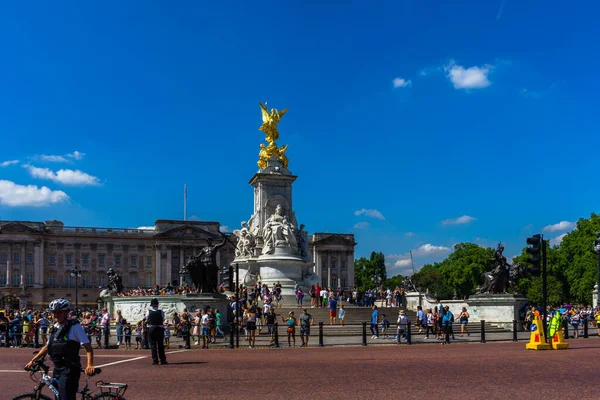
[274,323,279,348]
[584,318,589,338]
[564,319,569,339]
[34,325,40,348]
[407,321,412,345]
[362,322,367,346]
[480,320,486,343]
[229,322,235,349]
[104,325,109,349]
[236,321,240,349]
[512,320,518,342]
[318,322,324,347]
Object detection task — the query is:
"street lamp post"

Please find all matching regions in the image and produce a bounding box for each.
[70,266,82,316]
[594,233,600,306]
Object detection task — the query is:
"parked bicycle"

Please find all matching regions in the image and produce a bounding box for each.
[13,356,128,400]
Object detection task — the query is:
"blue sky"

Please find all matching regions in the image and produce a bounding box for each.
[1,1,599,276]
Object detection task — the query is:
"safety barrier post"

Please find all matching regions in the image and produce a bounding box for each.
[104,326,109,349]
[512,320,518,342]
[480,320,486,343]
[318,322,324,347]
[564,320,569,339]
[407,321,412,345]
[362,322,367,346]
[274,323,280,348]
[34,325,40,348]
[229,322,235,349]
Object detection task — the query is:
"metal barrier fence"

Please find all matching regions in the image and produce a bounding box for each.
[0,318,598,349]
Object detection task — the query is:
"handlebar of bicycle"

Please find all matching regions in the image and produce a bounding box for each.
[24,357,101,376]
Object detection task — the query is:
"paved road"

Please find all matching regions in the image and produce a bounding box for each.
[2,339,600,399]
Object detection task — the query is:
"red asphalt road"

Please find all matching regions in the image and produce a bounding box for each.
[2,340,600,400]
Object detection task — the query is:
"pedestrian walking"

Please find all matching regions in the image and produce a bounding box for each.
[145,298,168,365]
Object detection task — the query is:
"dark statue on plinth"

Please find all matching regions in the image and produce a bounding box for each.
[182,235,227,293]
[402,276,419,292]
[106,268,124,293]
[477,243,527,294]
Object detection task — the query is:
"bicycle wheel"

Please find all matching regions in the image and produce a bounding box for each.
[92,393,126,400]
[12,394,52,400]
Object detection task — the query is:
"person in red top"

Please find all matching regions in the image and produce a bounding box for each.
[315,284,321,308]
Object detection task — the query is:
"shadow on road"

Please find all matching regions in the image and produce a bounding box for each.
[166,361,208,365]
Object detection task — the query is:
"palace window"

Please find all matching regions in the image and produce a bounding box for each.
[49,255,56,265]
[130,256,137,267]
[146,274,153,287]
[322,278,327,288]
[146,256,152,266]
[14,253,20,264]
[130,274,137,287]
[27,273,33,285]
[99,275,105,286]
[66,275,72,288]
[0,253,6,263]
[49,275,55,287]
[83,254,89,265]
[115,255,121,266]
[12,275,20,286]
[99,255,105,266]
[341,278,347,288]
[27,253,33,264]
[83,275,89,287]
[341,260,346,270]
[66,254,72,265]
[0,272,6,285]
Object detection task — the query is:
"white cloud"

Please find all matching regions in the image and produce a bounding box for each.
[550,233,568,246]
[354,208,385,220]
[413,243,451,257]
[219,225,229,232]
[353,222,370,229]
[444,61,492,89]
[394,258,413,268]
[404,232,415,237]
[543,220,576,232]
[137,226,155,230]
[67,151,85,160]
[40,155,69,163]
[25,165,100,186]
[392,78,412,88]
[441,215,476,225]
[0,180,69,207]
[1,160,19,167]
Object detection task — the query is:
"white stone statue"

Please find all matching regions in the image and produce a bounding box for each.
[262,204,298,255]
[233,221,255,258]
[295,224,309,259]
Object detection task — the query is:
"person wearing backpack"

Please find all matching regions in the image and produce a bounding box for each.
[441,305,454,345]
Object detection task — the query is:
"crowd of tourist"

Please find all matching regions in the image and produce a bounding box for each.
[2,283,600,349]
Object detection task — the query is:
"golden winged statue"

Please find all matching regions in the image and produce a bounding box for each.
[257,102,290,169]
[259,101,287,145]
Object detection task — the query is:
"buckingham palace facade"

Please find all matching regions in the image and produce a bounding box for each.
[0,219,356,309]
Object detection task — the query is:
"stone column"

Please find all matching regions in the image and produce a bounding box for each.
[313,246,320,277]
[166,246,172,287]
[6,242,12,287]
[39,239,45,288]
[20,242,26,286]
[337,252,342,288]
[347,251,354,291]
[154,245,161,287]
[327,252,332,288]
[34,242,40,287]
[179,247,185,286]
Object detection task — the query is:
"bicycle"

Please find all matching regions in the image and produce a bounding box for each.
[13,356,128,400]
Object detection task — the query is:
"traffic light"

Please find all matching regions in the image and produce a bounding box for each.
[526,234,542,275]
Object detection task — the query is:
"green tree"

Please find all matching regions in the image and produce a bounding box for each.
[412,263,452,299]
[353,252,387,291]
[383,274,403,289]
[437,243,495,298]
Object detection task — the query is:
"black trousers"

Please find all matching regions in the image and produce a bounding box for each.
[53,365,80,400]
[148,326,167,364]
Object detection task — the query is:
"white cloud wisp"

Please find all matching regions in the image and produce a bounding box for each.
[0,180,69,207]
[444,61,492,89]
[441,215,476,225]
[1,160,19,167]
[354,208,385,220]
[25,165,100,186]
[353,222,370,230]
[392,78,412,88]
[543,221,576,232]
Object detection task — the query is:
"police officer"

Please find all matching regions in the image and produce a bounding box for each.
[26,299,95,400]
[145,298,167,365]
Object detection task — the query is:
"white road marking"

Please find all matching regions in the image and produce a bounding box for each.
[95,348,189,368]
[0,370,26,373]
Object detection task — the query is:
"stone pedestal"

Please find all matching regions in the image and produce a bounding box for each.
[467,294,530,331]
[593,285,598,308]
[102,293,230,328]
